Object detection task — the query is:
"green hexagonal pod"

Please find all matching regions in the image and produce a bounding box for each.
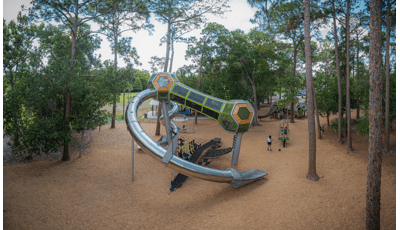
[147,72,179,100]
[237,107,250,120]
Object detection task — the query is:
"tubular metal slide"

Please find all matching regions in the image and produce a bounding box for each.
[258,100,279,119]
[125,72,267,188]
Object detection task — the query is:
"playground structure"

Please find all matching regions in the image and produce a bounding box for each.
[277,119,289,147]
[271,100,307,120]
[258,100,278,120]
[294,102,307,118]
[126,72,267,188]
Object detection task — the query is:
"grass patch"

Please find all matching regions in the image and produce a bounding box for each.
[119,92,137,103]
[112,107,152,123]
[117,92,152,108]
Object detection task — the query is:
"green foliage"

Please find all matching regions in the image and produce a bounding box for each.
[355,115,369,136]
[133,77,143,91]
[93,1,151,67]
[132,69,150,90]
[3,17,113,157]
[331,118,347,134]
[382,70,396,126]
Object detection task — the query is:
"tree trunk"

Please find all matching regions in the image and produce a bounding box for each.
[366,0,383,228]
[156,19,172,135]
[270,91,272,104]
[325,52,330,127]
[313,85,322,139]
[169,35,175,72]
[122,90,125,119]
[62,15,78,161]
[345,0,353,150]
[384,0,390,152]
[155,104,162,135]
[194,51,204,124]
[304,0,319,181]
[111,28,118,129]
[251,82,259,126]
[164,19,171,72]
[332,0,344,144]
[356,33,360,119]
[291,45,298,123]
[79,128,85,158]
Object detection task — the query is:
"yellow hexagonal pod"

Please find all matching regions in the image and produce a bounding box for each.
[232,103,253,125]
[153,73,174,91]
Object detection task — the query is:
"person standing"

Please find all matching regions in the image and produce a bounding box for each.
[267,135,272,151]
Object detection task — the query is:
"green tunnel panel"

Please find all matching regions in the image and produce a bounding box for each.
[148,74,253,134]
[157,91,169,101]
[169,82,226,122]
[218,102,238,133]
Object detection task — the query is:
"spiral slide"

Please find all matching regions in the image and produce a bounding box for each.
[125,72,267,188]
[258,101,278,119]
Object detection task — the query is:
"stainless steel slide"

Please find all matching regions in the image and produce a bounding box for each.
[125,89,267,188]
[258,101,279,119]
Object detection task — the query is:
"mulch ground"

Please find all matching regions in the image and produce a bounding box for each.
[3,108,396,229]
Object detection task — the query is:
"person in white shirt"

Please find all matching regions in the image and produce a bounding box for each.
[267,135,272,151]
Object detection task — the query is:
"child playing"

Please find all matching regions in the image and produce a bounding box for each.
[267,135,272,151]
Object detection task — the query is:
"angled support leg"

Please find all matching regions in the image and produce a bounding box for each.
[161,101,178,164]
[231,133,243,166]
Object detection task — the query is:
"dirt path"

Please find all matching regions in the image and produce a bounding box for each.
[3,109,396,229]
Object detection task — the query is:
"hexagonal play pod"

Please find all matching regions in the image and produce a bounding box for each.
[154,73,174,91]
[148,72,179,100]
[232,103,253,125]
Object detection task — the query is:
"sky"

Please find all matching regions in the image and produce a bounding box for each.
[3,0,259,73]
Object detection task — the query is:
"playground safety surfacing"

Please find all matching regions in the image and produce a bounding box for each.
[3,109,396,229]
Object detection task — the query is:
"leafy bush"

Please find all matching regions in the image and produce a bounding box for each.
[331,118,347,134]
[355,115,369,136]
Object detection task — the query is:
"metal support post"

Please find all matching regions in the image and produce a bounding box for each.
[161,101,172,144]
[231,133,243,166]
[132,138,135,181]
[161,100,177,164]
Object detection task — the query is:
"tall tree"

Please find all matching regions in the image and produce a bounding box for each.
[329,0,344,144]
[266,0,306,123]
[3,13,37,93]
[366,0,383,228]
[94,0,150,128]
[345,0,354,150]
[4,22,105,159]
[312,82,322,139]
[186,23,229,124]
[149,56,165,73]
[29,0,117,161]
[304,0,319,181]
[353,14,368,120]
[151,0,229,72]
[151,0,230,135]
[384,0,391,152]
[224,29,277,126]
